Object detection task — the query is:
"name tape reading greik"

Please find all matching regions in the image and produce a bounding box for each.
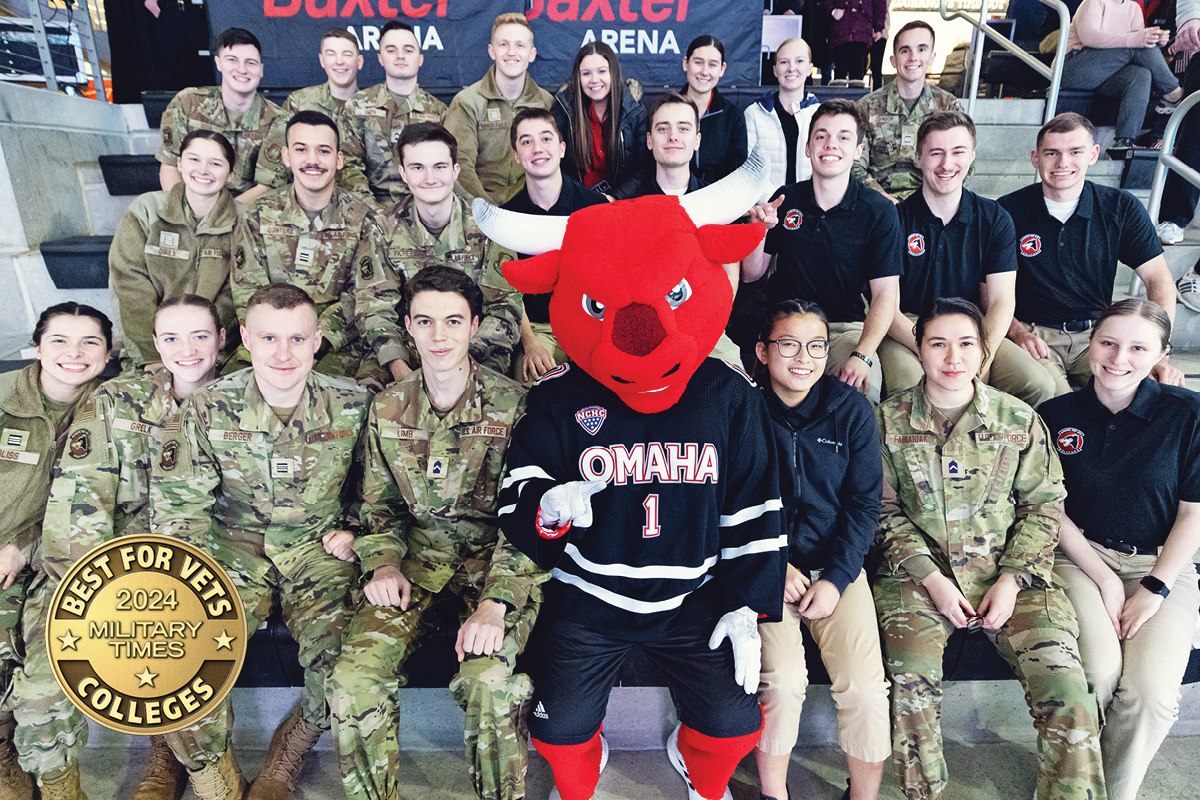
[47,535,247,735]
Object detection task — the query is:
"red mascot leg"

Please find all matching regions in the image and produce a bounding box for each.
[532,729,605,800]
[676,716,763,800]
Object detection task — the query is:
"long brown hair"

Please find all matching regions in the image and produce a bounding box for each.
[567,42,625,175]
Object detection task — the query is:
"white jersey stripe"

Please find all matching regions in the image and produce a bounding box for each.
[497,503,517,517]
[720,534,789,560]
[501,465,554,490]
[550,568,713,614]
[719,498,783,527]
[564,544,718,580]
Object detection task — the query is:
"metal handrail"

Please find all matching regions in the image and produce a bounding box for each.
[1149,91,1200,224]
[939,0,1070,124]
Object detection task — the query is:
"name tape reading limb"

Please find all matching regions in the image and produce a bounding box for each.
[47,535,248,736]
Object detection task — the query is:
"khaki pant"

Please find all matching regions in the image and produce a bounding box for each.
[1053,543,1200,800]
[1026,324,1093,398]
[827,321,881,405]
[757,571,891,763]
[879,314,1056,408]
[510,321,568,385]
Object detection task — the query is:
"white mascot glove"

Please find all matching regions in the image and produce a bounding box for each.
[707,606,761,694]
[538,480,608,532]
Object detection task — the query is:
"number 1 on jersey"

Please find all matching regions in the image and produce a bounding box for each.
[642,493,661,538]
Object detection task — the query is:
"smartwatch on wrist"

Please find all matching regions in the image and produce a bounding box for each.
[1140,575,1170,598]
[851,351,873,367]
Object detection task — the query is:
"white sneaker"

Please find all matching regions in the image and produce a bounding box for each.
[666,724,733,800]
[1159,221,1185,245]
[548,734,609,800]
[1177,272,1200,313]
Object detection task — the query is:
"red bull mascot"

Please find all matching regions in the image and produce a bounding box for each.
[481,148,787,800]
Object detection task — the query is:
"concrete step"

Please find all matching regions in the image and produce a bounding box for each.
[0,249,112,341]
[967,98,1048,126]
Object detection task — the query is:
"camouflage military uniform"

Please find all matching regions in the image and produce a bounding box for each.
[338,83,447,206]
[151,368,369,770]
[0,365,97,775]
[232,186,404,389]
[378,194,521,375]
[329,360,542,800]
[11,369,178,774]
[155,86,284,195]
[257,83,355,191]
[873,379,1105,800]
[852,82,958,201]
[108,183,239,370]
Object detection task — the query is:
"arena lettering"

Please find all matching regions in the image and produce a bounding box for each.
[580,27,680,54]
[527,0,690,22]
[346,24,443,52]
[579,442,718,485]
[265,0,447,19]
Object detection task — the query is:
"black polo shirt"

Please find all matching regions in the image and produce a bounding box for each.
[764,177,903,323]
[897,188,1017,315]
[1038,378,1200,551]
[502,176,607,323]
[997,181,1163,326]
[626,168,706,198]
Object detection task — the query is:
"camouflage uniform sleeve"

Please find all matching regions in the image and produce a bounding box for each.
[155,93,187,167]
[875,409,940,580]
[42,394,117,582]
[254,114,291,189]
[150,405,220,546]
[469,244,522,373]
[337,103,371,197]
[355,401,410,575]
[443,97,491,203]
[999,412,1065,588]
[353,217,405,367]
[230,212,269,326]
[852,97,886,193]
[481,530,546,612]
[108,210,161,366]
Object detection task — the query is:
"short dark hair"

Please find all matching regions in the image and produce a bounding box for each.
[404,266,484,322]
[34,302,113,350]
[893,20,935,53]
[321,28,359,52]
[214,28,261,57]
[380,21,416,42]
[1093,298,1172,353]
[685,35,725,62]
[917,109,977,154]
[397,122,457,166]
[1036,112,1097,149]
[156,295,222,336]
[286,109,340,148]
[180,130,235,168]
[914,297,991,366]
[245,283,316,315]
[510,107,562,149]
[808,99,867,145]
[647,91,699,127]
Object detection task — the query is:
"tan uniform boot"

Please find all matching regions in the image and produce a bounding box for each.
[131,736,188,800]
[0,716,33,800]
[246,704,323,800]
[38,765,87,800]
[187,750,247,800]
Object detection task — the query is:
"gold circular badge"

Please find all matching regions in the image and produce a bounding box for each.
[47,535,247,735]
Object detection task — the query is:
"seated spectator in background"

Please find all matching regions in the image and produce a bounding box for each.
[111,130,240,373]
[500,108,607,383]
[156,27,282,204]
[853,21,958,203]
[746,38,822,201]
[256,28,364,188]
[1040,299,1200,800]
[681,35,749,184]
[379,123,522,378]
[233,111,401,389]
[444,13,553,205]
[743,99,903,404]
[998,112,1181,395]
[551,42,650,199]
[825,0,887,82]
[878,110,1055,408]
[752,300,890,800]
[1161,4,1200,258]
[1059,0,1183,152]
[339,21,447,206]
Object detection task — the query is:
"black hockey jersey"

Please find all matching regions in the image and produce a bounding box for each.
[498,358,786,639]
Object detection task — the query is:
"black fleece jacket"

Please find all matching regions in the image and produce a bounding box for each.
[688,87,749,185]
[552,82,651,200]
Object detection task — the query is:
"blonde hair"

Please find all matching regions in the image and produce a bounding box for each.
[775,38,811,63]
[492,13,531,38]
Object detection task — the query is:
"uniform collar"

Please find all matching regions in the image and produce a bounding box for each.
[242,370,331,435]
[480,66,544,105]
[213,87,265,129]
[0,363,48,419]
[885,81,934,116]
[395,193,468,245]
[416,359,485,431]
[909,377,991,434]
[278,186,351,230]
[159,183,238,233]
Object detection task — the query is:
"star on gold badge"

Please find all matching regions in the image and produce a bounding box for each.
[213,630,235,650]
[135,666,158,687]
[57,630,80,651]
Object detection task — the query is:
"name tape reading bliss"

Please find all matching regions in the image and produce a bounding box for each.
[47,535,247,735]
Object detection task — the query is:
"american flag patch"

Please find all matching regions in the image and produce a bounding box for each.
[163,415,182,432]
[575,405,606,436]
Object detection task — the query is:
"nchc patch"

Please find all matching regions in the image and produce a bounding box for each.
[575,405,607,436]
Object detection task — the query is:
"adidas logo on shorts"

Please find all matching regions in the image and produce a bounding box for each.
[533,701,549,720]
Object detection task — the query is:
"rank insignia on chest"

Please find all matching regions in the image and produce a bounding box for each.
[488,107,502,122]
[575,405,607,436]
[942,457,961,477]
[160,231,179,248]
[427,458,445,479]
[296,249,314,266]
[271,457,297,477]
[3,428,28,450]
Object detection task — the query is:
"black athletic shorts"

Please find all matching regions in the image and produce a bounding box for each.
[526,611,763,745]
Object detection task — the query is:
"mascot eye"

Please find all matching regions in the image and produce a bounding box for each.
[582,295,606,320]
[665,279,692,310]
